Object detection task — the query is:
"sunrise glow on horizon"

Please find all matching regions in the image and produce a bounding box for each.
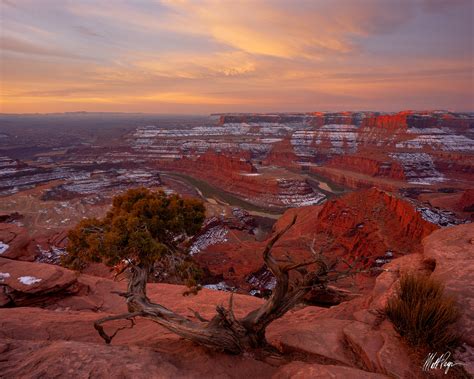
[1,0,473,114]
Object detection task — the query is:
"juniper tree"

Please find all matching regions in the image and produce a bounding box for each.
[63,187,206,286]
[66,187,360,356]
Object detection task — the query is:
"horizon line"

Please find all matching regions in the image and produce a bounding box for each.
[1,109,473,117]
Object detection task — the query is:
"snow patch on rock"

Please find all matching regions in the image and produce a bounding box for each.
[189,226,228,255]
[398,128,474,151]
[203,281,234,292]
[18,276,42,285]
[0,241,9,254]
[389,152,445,185]
[276,179,326,206]
[414,204,467,227]
[36,245,67,265]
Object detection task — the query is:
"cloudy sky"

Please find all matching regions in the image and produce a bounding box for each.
[1,0,473,114]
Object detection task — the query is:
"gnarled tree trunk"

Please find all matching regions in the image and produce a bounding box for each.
[95,216,359,354]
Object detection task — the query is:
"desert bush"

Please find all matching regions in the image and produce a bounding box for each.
[386,272,460,349]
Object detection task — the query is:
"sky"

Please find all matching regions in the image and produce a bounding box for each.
[0,0,473,114]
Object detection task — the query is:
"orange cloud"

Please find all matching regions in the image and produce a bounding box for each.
[1,0,472,113]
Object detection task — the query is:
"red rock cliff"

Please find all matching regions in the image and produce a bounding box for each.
[361,112,409,130]
[195,188,439,290]
[326,155,405,181]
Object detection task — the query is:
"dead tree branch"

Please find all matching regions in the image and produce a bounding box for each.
[94,312,143,344]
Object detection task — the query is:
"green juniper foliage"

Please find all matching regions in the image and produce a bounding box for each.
[63,188,205,284]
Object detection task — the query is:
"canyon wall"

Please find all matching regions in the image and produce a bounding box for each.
[160,151,325,208]
[130,110,473,195]
[325,155,406,181]
[194,188,439,291]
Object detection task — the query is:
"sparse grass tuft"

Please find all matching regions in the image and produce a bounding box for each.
[386,272,460,349]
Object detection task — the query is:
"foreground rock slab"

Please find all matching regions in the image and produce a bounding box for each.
[272,361,390,379]
[423,223,474,376]
[0,257,78,306]
[1,223,473,377]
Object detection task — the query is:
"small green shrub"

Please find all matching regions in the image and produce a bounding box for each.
[386,272,460,349]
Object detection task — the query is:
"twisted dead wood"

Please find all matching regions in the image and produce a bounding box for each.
[95,215,361,354]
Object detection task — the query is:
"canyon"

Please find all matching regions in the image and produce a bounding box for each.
[1,111,472,218]
[0,111,472,377]
[0,111,471,292]
[127,110,473,214]
[191,188,440,295]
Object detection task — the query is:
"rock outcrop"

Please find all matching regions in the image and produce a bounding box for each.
[273,362,389,379]
[262,137,300,168]
[0,263,416,378]
[160,151,325,208]
[0,220,71,263]
[458,189,474,212]
[327,155,406,181]
[0,205,472,378]
[360,112,409,130]
[126,111,474,211]
[264,188,438,289]
[423,224,474,346]
[0,223,36,261]
[0,258,79,306]
[194,188,439,293]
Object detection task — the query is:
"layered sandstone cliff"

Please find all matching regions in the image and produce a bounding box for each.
[129,111,473,199]
[160,151,325,208]
[194,188,439,292]
[325,155,406,181]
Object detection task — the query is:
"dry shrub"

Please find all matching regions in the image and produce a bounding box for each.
[386,272,460,349]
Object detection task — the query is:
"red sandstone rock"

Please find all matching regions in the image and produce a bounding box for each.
[0,223,71,262]
[0,258,79,306]
[342,320,419,378]
[2,239,470,378]
[432,152,474,183]
[313,188,437,259]
[270,318,354,366]
[161,150,324,208]
[276,188,437,266]
[343,321,385,373]
[272,362,389,379]
[165,150,255,175]
[367,254,426,311]
[0,282,273,378]
[326,155,405,181]
[423,224,474,346]
[195,188,438,293]
[35,229,69,250]
[361,112,409,131]
[0,339,182,379]
[458,189,474,212]
[375,320,421,379]
[262,137,299,168]
[0,181,471,377]
[0,223,36,261]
